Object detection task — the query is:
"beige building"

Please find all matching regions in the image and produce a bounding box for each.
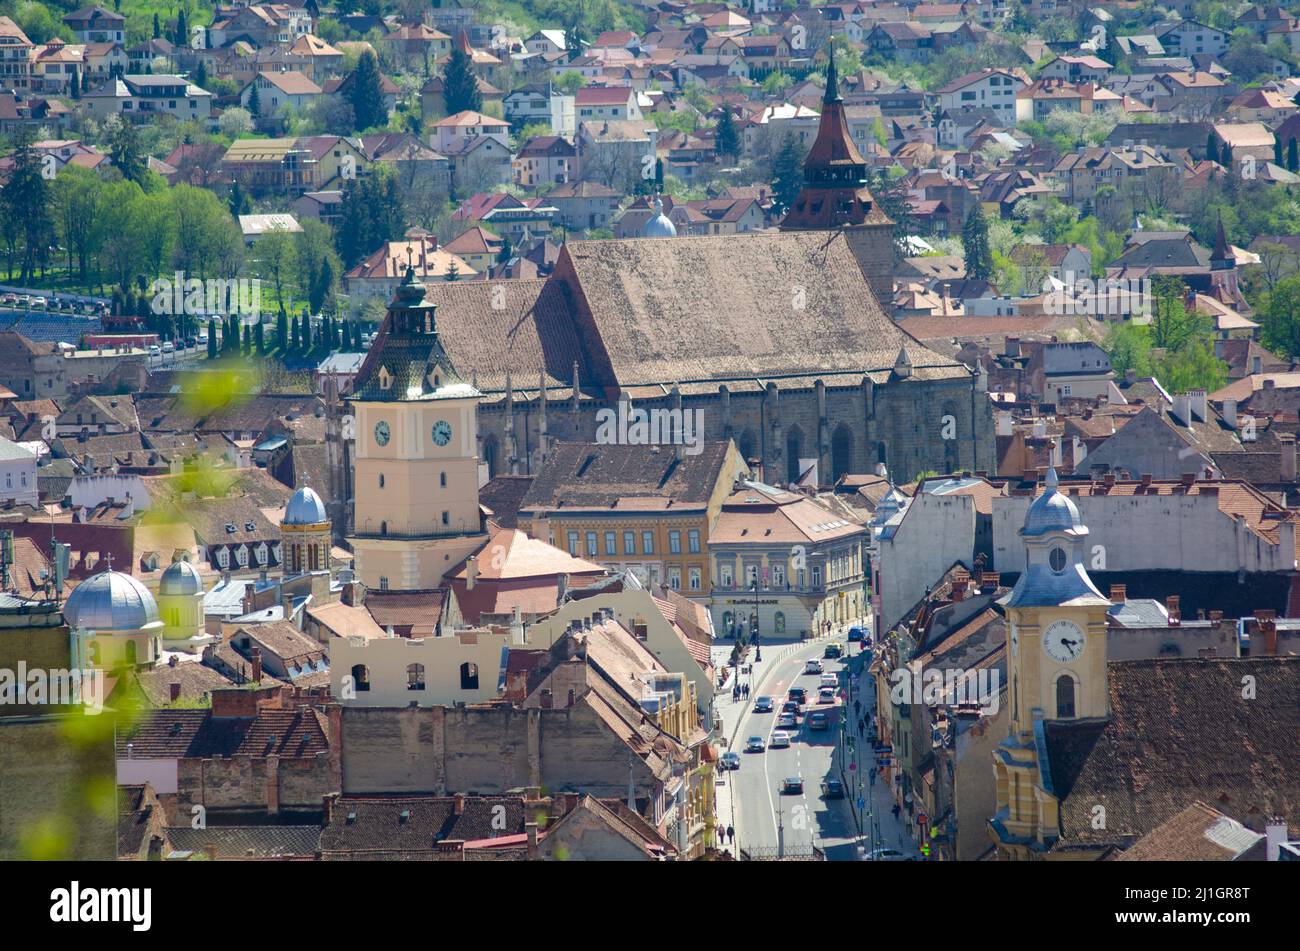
[347,266,489,591]
[331,627,509,706]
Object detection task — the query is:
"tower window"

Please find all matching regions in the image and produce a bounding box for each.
[440,472,446,487]
[379,473,384,488]
[407,663,425,690]
[460,662,479,690]
[1055,675,1076,719]
[442,511,449,526]
[1049,547,1067,572]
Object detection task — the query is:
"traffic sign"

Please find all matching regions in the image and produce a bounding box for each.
[857,797,865,809]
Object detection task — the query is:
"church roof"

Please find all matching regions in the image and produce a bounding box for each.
[558,233,964,388]
[1043,657,1300,847]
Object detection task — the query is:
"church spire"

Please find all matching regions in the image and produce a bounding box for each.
[824,41,840,104]
[1212,214,1231,267]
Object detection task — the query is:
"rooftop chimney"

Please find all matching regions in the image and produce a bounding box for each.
[1281,433,1296,482]
[1109,583,1126,602]
[1166,595,1180,625]
[466,555,478,591]
[1223,398,1238,429]
[251,647,263,683]
[454,793,465,815]
[1266,817,1288,861]
[169,682,181,702]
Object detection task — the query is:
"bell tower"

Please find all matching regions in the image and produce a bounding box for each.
[991,469,1112,857]
[779,43,895,306]
[346,264,489,591]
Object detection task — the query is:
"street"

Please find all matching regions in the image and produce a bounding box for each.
[713,633,920,861]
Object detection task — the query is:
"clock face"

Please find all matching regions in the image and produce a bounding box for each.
[431,419,452,447]
[374,420,391,447]
[1044,619,1085,663]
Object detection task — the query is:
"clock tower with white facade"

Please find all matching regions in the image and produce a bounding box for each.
[990,469,1113,858]
[347,264,488,591]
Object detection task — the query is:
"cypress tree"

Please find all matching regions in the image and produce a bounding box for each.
[277,308,288,353]
[1289,138,1298,173]
[207,320,218,359]
[442,43,481,116]
[153,13,161,39]
[962,202,994,282]
[291,312,300,350]
[1206,133,1219,165]
[348,49,387,132]
[255,321,265,354]
[715,106,740,162]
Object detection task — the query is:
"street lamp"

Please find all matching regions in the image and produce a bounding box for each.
[749,578,762,661]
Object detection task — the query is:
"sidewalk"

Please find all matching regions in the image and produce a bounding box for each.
[836,652,922,859]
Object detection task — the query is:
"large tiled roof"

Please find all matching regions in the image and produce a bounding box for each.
[520,440,736,512]
[164,825,322,858]
[319,796,530,853]
[1045,657,1300,846]
[1114,801,1265,861]
[117,707,330,759]
[558,233,967,387]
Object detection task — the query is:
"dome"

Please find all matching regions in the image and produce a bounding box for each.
[643,197,677,238]
[159,559,203,596]
[284,485,328,525]
[64,570,161,632]
[1022,469,1085,538]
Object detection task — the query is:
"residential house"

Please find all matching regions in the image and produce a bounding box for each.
[514,135,575,188]
[84,74,212,123]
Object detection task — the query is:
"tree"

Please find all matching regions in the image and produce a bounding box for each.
[715,106,740,163]
[1259,274,1300,360]
[194,60,208,91]
[302,311,313,350]
[248,81,262,119]
[962,203,994,282]
[770,133,804,215]
[0,131,54,283]
[208,320,218,359]
[442,43,481,116]
[219,106,253,139]
[175,10,189,49]
[153,13,161,39]
[107,117,147,184]
[276,308,289,353]
[255,320,265,354]
[254,226,297,322]
[1148,275,1201,351]
[1206,133,1219,166]
[1289,138,1298,173]
[311,255,335,315]
[348,49,387,132]
[291,312,301,349]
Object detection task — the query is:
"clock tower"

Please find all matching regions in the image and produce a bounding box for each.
[990,469,1112,858]
[347,264,488,591]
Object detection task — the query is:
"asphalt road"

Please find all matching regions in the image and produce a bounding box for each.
[729,638,866,860]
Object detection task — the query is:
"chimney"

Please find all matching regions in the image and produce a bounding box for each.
[1209,609,1223,622]
[1266,817,1288,861]
[1281,433,1296,482]
[996,411,1013,436]
[1223,398,1238,428]
[526,821,539,859]
[1166,595,1180,625]
[1141,473,1152,487]
[1260,616,1278,656]
[251,647,263,683]
[453,793,465,815]
[1172,393,1191,424]
[1125,369,1136,384]
[1180,471,1195,488]
[748,457,763,484]
[1109,583,1126,602]
[1253,355,1263,375]
[1264,378,1276,390]
[1103,473,1115,488]
[466,555,477,591]
[169,682,181,702]
[1188,389,1207,422]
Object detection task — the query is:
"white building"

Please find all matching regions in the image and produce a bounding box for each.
[0,436,37,507]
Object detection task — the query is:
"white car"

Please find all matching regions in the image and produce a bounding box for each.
[769,730,792,749]
[162,341,175,353]
[30,296,46,309]
[820,673,838,689]
[804,659,823,675]
[866,847,909,862]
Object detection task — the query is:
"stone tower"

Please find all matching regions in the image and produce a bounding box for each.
[779,45,895,307]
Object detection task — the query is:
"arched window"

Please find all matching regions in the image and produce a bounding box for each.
[351,664,371,692]
[832,424,853,482]
[407,663,425,690]
[737,429,756,463]
[483,434,499,478]
[460,662,479,690]
[380,521,387,536]
[1055,674,1076,719]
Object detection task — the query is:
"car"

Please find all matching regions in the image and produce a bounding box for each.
[162,341,175,353]
[787,687,807,705]
[781,700,801,717]
[30,296,45,309]
[821,779,845,799]
[776,711,797,729]
[1,293,16,305]
[780,776,803,794]
[818,686,836,704]
[848,626,866,641]
[820,673,839,689]
[866,848,909,862]
[148,345,161,356]
[808,711,829,731]
[824,643,843,659]
[720,752,740,770]
[804,659,824,675]
[198,332,208,343]
[769,730,792,749]
[753,696,774,713]
[745,735,766,753]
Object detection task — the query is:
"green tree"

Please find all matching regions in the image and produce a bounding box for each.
[228,180,248,217]
[1289,138,1298,173]
[0,131,53,283]
[194,60,208,91]
[1258,274,1300,360]
[1148,275,1202,351]
[1206,133,1219,165]
[442,44,481,116]
[248,81,261,119]
[153,13,161,39]
[252,226,297,322]
[175,9,188,48]
[770,133,804,215]
[962,203,994,282]
[208,320,218,359]
[348,49,387,132]
[255,320,265,354]
[108,118,147,185]
[276,308,289,353]
[715,106,740,162]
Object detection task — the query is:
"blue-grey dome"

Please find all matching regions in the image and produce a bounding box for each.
[284,485,328,525]
[159,559,203,596]
[1022,469,1085,538]
[64,570,161,631]
[643,197,676,238]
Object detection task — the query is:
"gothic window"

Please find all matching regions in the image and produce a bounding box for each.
[737,429,756,463]
[351,664,371,692]
[460,662,479,690]
[832,424,853,482]
[1055,674,1076,719]
[786,426,804,484]
[483,434,499,477]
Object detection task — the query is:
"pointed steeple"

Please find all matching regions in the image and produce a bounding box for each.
[824,41,840,104]
[1211,214,1231,268]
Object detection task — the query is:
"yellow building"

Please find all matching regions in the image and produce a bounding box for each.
[990,468,1112,859]
[517,440,747,599]
[347,265,489,591]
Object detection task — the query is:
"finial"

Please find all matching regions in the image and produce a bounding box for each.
[104,552,114,572]
[824,40,840,104]
[1045,467,1059,491]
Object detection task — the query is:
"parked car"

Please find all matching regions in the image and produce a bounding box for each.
[824,643,843,659]
[821,779,845,799]
[780,775,803,794]
[769,730,792,749]
[804,659,823,675]
[162,341,175,354]
[776,711,797,729]
[720,752,740,770]
[148,345,161,356]
[866,847,909,861]
[745,735,766,753]
[30,296,45,309]
[848,626,866,641]
[753,696,774,713]
[808,711,829,731]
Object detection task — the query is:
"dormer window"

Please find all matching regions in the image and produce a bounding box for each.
[244,521,255,532]
[225,523,236,534]
[378,366,392,390]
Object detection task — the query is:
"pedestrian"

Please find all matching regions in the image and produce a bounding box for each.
[854,700,861,718]
[892,803,901,820]
[726,825,734,845]
[744,684,750,699]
